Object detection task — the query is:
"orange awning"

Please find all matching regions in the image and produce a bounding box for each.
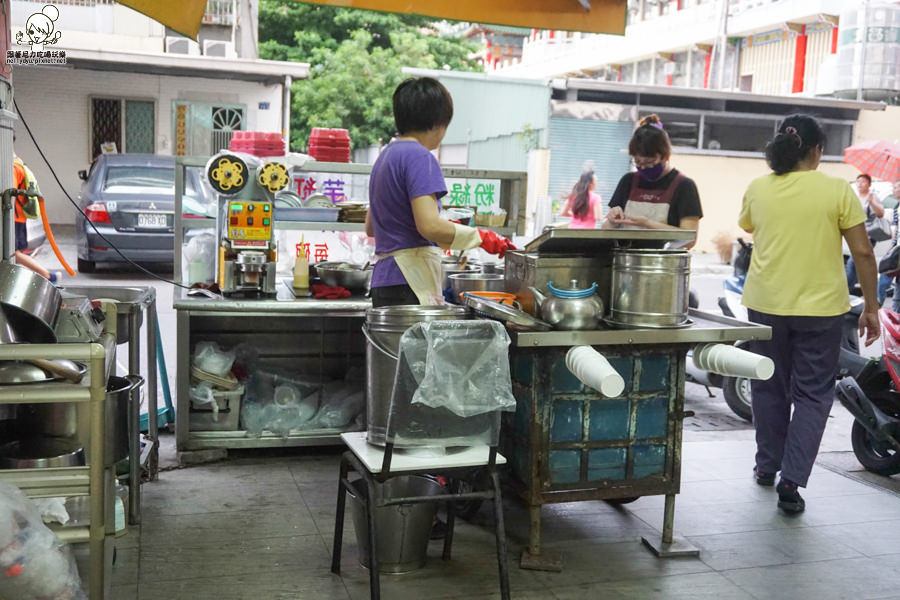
[117,0,627,39]
[299,0,627,34]
[117,0,209,40]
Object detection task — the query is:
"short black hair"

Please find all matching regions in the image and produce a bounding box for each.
[857,173,872,184]
[392,77,453,135]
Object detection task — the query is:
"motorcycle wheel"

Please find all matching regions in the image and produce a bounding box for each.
[723,376,753,422]
[850,420,900,476]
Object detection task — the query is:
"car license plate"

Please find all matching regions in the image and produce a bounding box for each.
[138,214,167,228]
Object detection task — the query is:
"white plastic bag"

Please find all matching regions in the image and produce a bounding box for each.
[0,483,86,600]
[192,342,236,377]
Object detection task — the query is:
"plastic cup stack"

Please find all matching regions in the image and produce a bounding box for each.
[565,346,626,398]
[692,343,774,380]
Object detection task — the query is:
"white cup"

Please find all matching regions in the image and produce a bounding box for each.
[693,343,774,380]
[566,346,626,397]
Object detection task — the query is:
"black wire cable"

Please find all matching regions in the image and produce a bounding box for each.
[14,98,193,290]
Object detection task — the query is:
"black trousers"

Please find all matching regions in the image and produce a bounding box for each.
[748,309,843,487]
[370,284,419,308]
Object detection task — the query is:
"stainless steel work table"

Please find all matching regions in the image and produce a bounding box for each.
[174,282,371,452]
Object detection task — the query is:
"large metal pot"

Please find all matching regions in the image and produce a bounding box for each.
[609,248,691,328]
[363,305,470,445]
[448,273,505,301]
[0,261,61,343]
[16,374,143,466]
[440,260,479,290]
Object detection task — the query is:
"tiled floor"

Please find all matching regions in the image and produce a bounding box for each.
[102,424,900,600]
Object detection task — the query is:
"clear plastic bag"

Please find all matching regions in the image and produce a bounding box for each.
[191,342,236,377]
[409,320,516,417]
[387,320,515,448]
[0,483,86,600]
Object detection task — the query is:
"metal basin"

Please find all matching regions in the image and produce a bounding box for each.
[609,249,691,328]
[0,439,84,469]
[0,261,61,343]
[58,286,154,344]
[449,273,506,301]
[314,262,373,292]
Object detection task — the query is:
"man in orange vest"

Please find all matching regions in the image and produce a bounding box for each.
[12,148,60,283]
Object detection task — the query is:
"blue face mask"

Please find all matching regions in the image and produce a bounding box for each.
[637,163,665,182]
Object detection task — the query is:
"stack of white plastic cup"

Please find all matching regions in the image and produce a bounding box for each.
[565,346,626,397]
[692,343,774,380]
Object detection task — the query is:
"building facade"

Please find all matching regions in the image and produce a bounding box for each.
[494,0,900,103]
[8,0,308,225]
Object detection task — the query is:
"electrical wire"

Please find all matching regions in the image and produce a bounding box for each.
[14,98,193,290]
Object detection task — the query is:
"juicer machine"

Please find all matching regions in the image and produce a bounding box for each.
[205,152,292,296]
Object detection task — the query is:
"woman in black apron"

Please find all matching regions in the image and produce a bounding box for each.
[603,114,703,247]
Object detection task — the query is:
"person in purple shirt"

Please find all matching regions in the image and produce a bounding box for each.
[365,77,515,308]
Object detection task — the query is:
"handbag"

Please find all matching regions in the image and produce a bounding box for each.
[878,244,900,277]
[866,215,892,242]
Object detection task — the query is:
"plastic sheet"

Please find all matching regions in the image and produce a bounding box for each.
[387,320,515,448]
[192,342,236,377]
[0,483,86,600]
[240,366,365,437]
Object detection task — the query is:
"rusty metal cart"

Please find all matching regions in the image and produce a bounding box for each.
[500,230,772,570]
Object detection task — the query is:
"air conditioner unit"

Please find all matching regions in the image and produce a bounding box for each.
[663,62,681,76]
[203,40,236,58]
[165,36,201,56]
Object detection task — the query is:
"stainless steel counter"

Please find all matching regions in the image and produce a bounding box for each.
[173,281,371,317]
[509,309,771,347]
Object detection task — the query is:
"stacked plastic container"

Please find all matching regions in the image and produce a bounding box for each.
[308,127,351,162]
[229,131,286,157]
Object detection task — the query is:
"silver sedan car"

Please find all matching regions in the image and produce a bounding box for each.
[75,154,209,272]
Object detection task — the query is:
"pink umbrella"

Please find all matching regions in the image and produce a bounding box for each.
[843,140,900,182]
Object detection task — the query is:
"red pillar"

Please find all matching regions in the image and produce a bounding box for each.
[703,51,711,88]
[792,29,808,94]
[831,25,839,53]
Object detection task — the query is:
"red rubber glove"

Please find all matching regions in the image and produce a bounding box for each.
[478,229,517,258]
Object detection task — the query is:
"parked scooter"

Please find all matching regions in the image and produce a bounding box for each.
[687,238,866,421]
[835,309,900,476]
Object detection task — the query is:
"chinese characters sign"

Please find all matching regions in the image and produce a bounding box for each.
[292,174,350,203]
[443,179,502,210]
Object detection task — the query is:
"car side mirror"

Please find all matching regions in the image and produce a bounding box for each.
[78,170,88,181]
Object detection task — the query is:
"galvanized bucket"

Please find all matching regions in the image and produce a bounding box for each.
[348,475,445,574]
[363,305,470,445]
[609,248,691,328]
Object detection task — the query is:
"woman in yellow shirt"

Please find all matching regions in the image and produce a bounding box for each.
[739,114,879,514]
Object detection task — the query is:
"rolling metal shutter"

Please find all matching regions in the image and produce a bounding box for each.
[548,117,633,211]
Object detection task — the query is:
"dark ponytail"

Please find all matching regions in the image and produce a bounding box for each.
[765,114,827,175]
[570,170,595,219]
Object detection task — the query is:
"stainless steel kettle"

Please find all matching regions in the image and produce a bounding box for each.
[529,280,604,330]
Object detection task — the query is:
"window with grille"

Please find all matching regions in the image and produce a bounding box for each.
[91,98,155,158]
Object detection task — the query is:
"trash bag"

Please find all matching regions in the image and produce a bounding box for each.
[191,342,236,377]
[0,483,86,600]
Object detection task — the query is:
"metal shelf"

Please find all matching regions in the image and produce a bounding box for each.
[0,341,112,600]
[184,429,357,450]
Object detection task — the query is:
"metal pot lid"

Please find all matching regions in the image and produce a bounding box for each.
[462,293,552,331]
[548,280,597,299]
[0,359,86,384]
[366,304,470,327]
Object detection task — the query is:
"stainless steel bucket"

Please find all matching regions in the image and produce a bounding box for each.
[0,261,61,343]
[348,475,445,573]
[609,249,691,328]
[363,305,470,445]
